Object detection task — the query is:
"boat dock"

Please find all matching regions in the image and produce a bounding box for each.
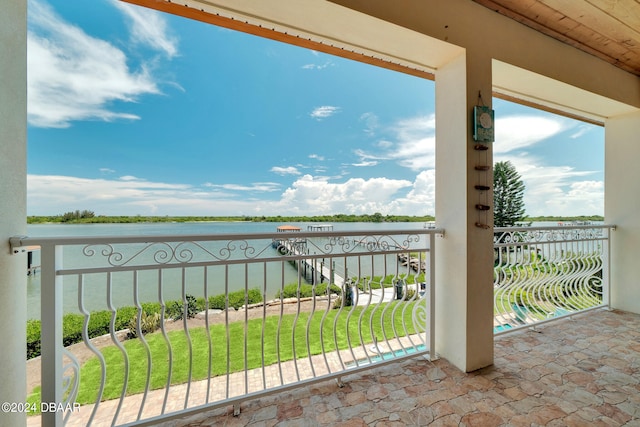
[275,238,346,287]
[25,246,40,276]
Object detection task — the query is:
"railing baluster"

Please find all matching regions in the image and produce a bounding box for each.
[158,269,172,414]
[40,243,63,427]
[260,262,267,391]
[77,273,105,425]
[204,266,212,403]
[181,267,193,409]
[132,270,152,421]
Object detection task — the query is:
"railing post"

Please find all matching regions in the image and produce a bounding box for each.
[603,227,612,310]
[428,233,436,361]
[40,243,64,427]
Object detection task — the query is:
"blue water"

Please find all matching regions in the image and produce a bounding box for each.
[493,324,513,333]
[25,222,428,319]
[348,343,428,367]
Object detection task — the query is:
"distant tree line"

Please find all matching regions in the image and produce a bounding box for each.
[27,212,437,224]
[60,210,95,222]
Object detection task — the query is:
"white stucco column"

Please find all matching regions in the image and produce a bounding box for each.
[605,111,640,314]
[434,50,494,372]
[0,1,28,426]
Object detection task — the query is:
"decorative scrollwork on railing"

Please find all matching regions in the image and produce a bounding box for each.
[61,349,80,414]
[493,226,611,333]
[411,297,428,336]
[315,233,421,256]
[494,227,604,245]
[82,239,277,267]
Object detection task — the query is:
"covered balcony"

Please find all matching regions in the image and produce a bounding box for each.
[3,1,640,426]
[14,223,637,426]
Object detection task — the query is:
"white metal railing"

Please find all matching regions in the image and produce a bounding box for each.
[493,224,614,334]
[13,228,440,426]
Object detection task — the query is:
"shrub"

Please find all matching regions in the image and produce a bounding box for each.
[209,288,263,310]
[275,282,340,299]
[26,289,263,359]
[26,320,41,359]
[127,311,161,339]
[62,314,84,347]
[333,282,354,309]
[166,294,199,320]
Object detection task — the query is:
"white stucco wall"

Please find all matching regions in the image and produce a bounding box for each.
[605,112,640,314]
[0,1,27,426]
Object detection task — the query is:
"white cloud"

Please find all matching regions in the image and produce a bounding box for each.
[570,125,593,139]
[310,106,340,119]
[498,155,602,216]
[273,175,413,215]
[27,173,430,216]
[352,161,378,167]
[309,154,325,161]
[357,114,435,171]
[111,0,178,58]
[27,0,171,128]
[26,174,280,216]
[494,115,569,154]
[270,166,301,176]
[204,182,280,192]
[360,112,379,136]
[301,61,333,70]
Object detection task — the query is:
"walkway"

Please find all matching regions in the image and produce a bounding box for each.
[175,309,640,426]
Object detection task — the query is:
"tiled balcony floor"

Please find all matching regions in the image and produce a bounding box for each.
[170,309,640,426]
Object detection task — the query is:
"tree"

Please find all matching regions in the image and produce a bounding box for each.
[493,161,526,227]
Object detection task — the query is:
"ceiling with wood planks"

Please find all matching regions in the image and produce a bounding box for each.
[473,0,640,76]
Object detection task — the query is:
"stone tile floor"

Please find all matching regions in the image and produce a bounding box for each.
[167,309,640,426]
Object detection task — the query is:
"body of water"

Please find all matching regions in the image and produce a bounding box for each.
[25,222,429,320]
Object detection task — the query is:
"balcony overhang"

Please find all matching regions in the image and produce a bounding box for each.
[125,0,640,125]
[122,0,464,80]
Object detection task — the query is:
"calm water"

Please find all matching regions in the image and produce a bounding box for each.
[25,222,428,320]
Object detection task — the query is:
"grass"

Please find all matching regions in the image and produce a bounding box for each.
[28,300,423,409]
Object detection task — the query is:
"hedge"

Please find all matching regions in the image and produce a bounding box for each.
[26,289,263,360]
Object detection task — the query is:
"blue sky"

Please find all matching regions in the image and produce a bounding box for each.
[26,0,604,217]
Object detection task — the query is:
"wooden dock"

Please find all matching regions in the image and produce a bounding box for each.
[26,246,39,276]
[275,238,345,286]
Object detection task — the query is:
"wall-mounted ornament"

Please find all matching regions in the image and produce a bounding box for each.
[474,185,491,191]
[473,105,494,143]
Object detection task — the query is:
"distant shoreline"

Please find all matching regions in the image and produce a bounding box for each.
[27,214,603,225]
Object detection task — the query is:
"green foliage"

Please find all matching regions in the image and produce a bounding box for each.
[275,283,339,299]
[166,295,199,320]
[26,290,263,359]
[208,288,263,310]
[405,288,417,300]
[494,161,526,227]
[26,320,41,359]
[60,210,95,222]
[27,214,436,224]
[127,312,161,339]
[525,215,604,222]
[332,282,354,309]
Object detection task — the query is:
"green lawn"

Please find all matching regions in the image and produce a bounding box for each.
[28,300,424,408]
